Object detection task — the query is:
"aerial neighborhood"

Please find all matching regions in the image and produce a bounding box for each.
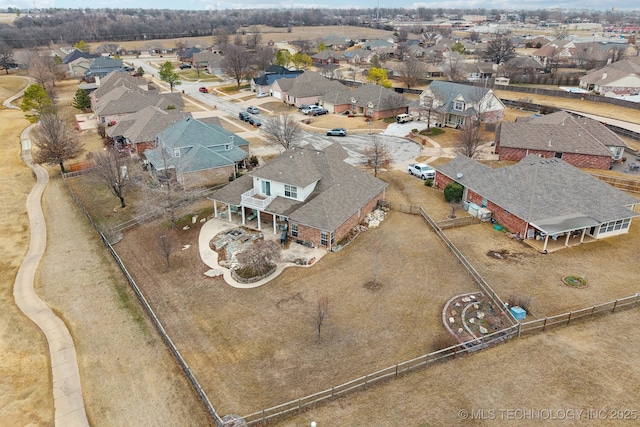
[3,5,640,427]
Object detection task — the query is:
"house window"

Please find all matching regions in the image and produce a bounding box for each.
[453,101,465,111]
[284,184,297,199]
[320,231,328,246]
[291,223,298,237]
[173,148,180,157]
[599,218,630,234]
[554,152,563,159]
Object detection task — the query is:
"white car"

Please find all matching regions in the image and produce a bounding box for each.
[256,92,268,98]
[301,105,322,115]
[247,106,259,114]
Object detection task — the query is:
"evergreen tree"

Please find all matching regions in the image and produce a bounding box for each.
[72,88,91,111]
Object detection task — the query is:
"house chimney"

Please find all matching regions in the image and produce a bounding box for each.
[601,72,607,80]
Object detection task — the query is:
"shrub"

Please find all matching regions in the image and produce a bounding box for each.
[444,182,463,202]
[507,294,532,313]
[411,128,419,133]
[248,155,259,167]
[424,178,433,187]
[429,127,445,136]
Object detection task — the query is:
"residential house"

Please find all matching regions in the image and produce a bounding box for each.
[311,51,346,66]
[495,111,627,169]
[501,56,545,76]
[84,57,124,80]
[141,42,170,56]
[93,43,123,56]
[435,155,639,252]
[531,40,576,68]
[417,81,505,127]
[322,36,352,50]
[250,65,303,94]
[362,39,395,51]
[320,84,409,119]
[92,85,183,126]
[90,71,151,108]
[272,71,346,107]
[579,57,640,95]
[107,106,191,155]
[61,49,100,65]
[144,117,249,190]
[178,47,202,64]
[342,48,377,64]
[210,143,388,248]
[192,51,224,71]
[463,62,497,81]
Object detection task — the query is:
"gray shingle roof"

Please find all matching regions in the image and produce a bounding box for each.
[107,106,190,143]
[498,111,624,155]
[320,84,409,112]
[145,117,248,173]
[94,87,183,117]
[436,155,638,227]
[285,71,346,98]
[211,143,387,232]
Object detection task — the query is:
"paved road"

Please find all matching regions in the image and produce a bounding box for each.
[125,57,423,165]
[15,125,89,427]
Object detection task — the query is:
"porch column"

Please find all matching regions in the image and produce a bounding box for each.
[257,210,261,230]
[580,228,586,243]
[542,234,549,252]
[227,205,232,223]
[213,201,218,218]
[273,213,277,234]
[241,207,246,225]
[564,232,571,247]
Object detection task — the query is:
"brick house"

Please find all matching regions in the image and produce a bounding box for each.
[91,75,184,127]
[417,81,505,128]
[106,106,190,155]
[143,117,249,190]
[495,111,627,169]
[310,51,346,66]
[210,143,387,249]
[272,71,346,107]
[434,155,639,252]
[320,84,409,119]
[579,57,640,95]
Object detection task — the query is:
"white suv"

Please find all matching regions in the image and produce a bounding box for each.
[301,105,322,115]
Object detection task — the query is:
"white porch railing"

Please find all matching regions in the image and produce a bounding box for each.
[241,188,276,209]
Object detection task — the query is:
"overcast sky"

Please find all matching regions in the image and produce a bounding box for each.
[3,0,639,13]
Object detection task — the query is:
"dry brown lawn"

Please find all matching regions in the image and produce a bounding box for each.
[0,75,209,426]
[112,199,479,416]
[279,306,640,427]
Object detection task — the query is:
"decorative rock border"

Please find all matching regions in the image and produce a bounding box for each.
[231,265,277,284]
[562,275,588,289]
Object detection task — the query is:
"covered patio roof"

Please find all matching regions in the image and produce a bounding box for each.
[530,213,600,235]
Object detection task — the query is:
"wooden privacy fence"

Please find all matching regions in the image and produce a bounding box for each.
[242,325,519,425]
[519,294,640,336]
[436,216,476,229]
[61,174,227,427]
[590,174,640,194]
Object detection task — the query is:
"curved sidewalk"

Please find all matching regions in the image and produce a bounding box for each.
[199,217,327,289]
[14,125,89,426]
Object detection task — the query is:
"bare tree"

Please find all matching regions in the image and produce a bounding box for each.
[222,44,253,89]
[96,122,107,140]
[236,239,281,277]
[363,136,393,177]
[398,55,422,89]
[92,147,131,208]
[157,230,176,268]
[443,52,465,81]
[31,112,83,173]
[213,27,230,49]
[554,28,569,40]
[484,38,515,65]
[320,63,339,80]
[397,28,409,43]
[455,120,482,158]
[312,295,330,344]
[0,41,15,74]
[261,114,303,150]
[247,25,262,50]
[27,50,58,97]
[254,45,276,71]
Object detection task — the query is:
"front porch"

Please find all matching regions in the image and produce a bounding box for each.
[212,200,286,237]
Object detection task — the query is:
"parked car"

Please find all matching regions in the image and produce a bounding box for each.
[396,113,413,123]
[256,92,268,98]
[239,111,250,121]
[199,87,208,93]
[326,128,347,136]
[248,116,262,127]
[301,105,322,115]
[408,163,435,180]
[247,106,259,114]
[179,64,191,69]
[311,108,328,116]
